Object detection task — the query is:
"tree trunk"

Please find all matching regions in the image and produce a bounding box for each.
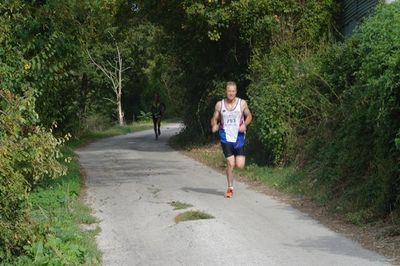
[117,95,124,125]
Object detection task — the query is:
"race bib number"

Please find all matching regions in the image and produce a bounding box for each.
[225,111,240,126]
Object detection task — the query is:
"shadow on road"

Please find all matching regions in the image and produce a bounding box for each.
[181,187,224,196]
[283,235,385,263]
[79,125,181,153]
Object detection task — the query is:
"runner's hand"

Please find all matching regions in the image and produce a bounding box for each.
[211,124,219,133]
[239,124,246,133]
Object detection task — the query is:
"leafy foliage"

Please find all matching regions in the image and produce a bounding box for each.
[137,111,153,121]
[235,0,335,164]
[137,0,336,146]
[302,2,400,218]
[248,1,400,219]
[0,90,68,260]
[2,0,399,261]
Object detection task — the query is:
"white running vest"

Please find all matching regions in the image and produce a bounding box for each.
[220,98,243,143]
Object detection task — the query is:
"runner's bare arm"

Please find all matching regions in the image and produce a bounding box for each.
[211,101,221,133]
[239,100,252,132]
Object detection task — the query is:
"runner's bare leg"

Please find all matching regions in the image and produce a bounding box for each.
[157,117,161,135]
[235,155,245,169]
[153,118,158,140]
[226,156,235,187]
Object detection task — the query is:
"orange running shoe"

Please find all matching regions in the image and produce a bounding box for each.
[224,187,234,198]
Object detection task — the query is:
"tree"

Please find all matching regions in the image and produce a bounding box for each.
[87,33,129,125]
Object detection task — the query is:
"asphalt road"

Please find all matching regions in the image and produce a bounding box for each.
[77,124,390,266]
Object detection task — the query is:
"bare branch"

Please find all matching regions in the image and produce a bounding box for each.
[103,97,117,104]
[106,59,119,72]
[86,49,120,95]
[86,49,114,82]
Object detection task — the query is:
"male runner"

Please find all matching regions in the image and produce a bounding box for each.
[151,94,166,140]
[211,81,252,198]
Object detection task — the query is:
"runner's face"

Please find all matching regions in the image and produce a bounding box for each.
[226,85,237,101]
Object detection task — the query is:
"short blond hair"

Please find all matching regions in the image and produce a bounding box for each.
[226,81,237,89]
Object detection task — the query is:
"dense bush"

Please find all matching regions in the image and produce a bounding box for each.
[303,2,400,219]
[0,90,68,260]
[246,0,336,164]
[248,2,400,219]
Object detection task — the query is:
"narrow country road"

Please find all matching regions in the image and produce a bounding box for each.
[77,124,389,266]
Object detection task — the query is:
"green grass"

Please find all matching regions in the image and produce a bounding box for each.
[7,146,101,265]
[4,122,153,265]
[175,211,214,223]
[169,201,193,210]
[238,164,308,195]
